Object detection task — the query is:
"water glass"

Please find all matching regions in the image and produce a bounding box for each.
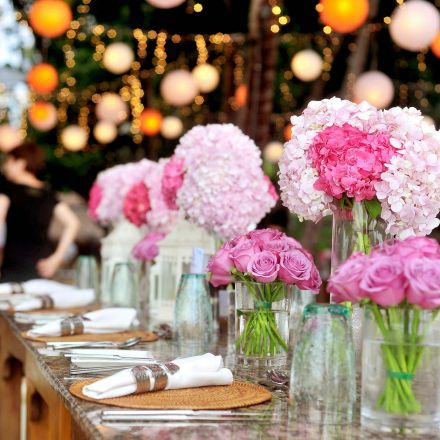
[109,261,139,309]
[75,255,99,291]
[289,303,356,425]
[174,274,213,342]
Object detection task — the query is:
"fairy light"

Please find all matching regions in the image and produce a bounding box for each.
[323,25,332,34]
[153,32,167,75]
[194,3,203,12]
[127,74,144,143]
[134,28,148,59]
[195,34,208,64]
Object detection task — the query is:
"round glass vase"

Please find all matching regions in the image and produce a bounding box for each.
[235,281,292,370]
[361,305,440,435]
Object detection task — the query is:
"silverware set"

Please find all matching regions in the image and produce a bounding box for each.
[46,336,142,350]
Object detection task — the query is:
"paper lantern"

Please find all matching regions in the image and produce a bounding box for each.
[28,0,72,38]
[160,116,184,139]
[290,50,323,82]
[61,125,88,151]
[284,124,293,141]
[93,121,118,144]
[192,64,220,93]
[145,0,186,8]
[103,42,134,75]
[431,32,440,58]
[0,125,23,152]
[264,141,284,163]
[319,0,369,33]
[27,64,58,94]
[422,115,436,128]
[235,84,247,107]
[139,109,163,136]
[160,70,199,107]
[28,102,58,131]
[95,93,128,125]
[390,0,440,52]
[353,71,394,109]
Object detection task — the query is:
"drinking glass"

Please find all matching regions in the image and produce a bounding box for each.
[75,255,99,292]
[109,261,139,309]
[174,274,213,342]
[289,303,356,425]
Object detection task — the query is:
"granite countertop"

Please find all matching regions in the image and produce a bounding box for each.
[1,311,436,440]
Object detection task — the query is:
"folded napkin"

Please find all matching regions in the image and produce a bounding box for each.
[0,288,95,312]
[27,308,137,337]
[82,353,233,399]
[0,279,86,296]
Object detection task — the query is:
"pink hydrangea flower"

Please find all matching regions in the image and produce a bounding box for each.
[88,182,102,221]
[123,182,151,227]
[161,156,185,210]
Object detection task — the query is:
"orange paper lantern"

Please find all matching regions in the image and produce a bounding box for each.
[284,124,293,141]
[319,0,369,33]
[29,0,72,38]
[27,64,58,94]
[235,84,248,108]
[139,109,163,136]
[28,101,58,131]
[432,33,440,58]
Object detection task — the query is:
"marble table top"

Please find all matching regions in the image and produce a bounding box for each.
[1,311,437,440]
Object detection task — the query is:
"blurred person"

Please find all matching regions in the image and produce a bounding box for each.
[0,142,80,281]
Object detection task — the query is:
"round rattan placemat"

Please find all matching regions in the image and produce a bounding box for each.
[70,379,272,410]
[22,330,159,343]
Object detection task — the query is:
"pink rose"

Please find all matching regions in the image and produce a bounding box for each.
[161,156,185,210]
[247,251,280,283]
[278,250,317,290]
[405,258,440,309]
[247,228,284,248]
[360,256,406,307]
[260,238,291,255]
[230,239,261,272]
[328,253,369,303]
[132,232,165,261]
[376,237,440,260]
[207,248,234,287]
[222,234,249,251]
[302,265,322,292]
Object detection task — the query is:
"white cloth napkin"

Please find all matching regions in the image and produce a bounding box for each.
[0,288,95,312]
[0,279,85,296]
[27,308,137,337]
[82,353,233,399]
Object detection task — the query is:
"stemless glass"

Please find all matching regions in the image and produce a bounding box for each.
[109,261,139,309]
[174,274,213,342]
[289,304,356,425]
[75,255,99,291]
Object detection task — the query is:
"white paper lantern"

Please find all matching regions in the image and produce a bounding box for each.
[93,121,118,144]
[61,125,88,151]
[160,70,199,107]
[0,125,23,152]
[389,0,440,52]
[422,115,436,128]
[353,71,394,109]
[290,50,323,82]
[192,64,220,93]
[160,116,184,139]
[95,93,128,125]
[145,0,186,8]
[264,141,284,163]
[103,42,134,74]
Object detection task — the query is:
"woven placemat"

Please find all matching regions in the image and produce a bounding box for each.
[22,330,159,343]
[70,379,272,410]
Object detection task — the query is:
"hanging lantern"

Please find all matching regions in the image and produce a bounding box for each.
[353,71,394,109]
[93,121,118,144]
[61,125,88,151]
[284,123,293,141]
[102,42,135,75]
[27,63,58,94]
[145,0,186,9]
[160,116,184,139]
[192,64,220,93]
[160,70,199,107]
[422,115,436,128]
[264,142,284,163]
[95,93,128,124]
[28,0,72,38]
[319,0,369,33]
[139,109,163,136]
[28,102,58,132]
[390,0,440,52]
[432,32,440,58]
[290,50,323,82]
[0,125,23,152]
[235,84,247,107]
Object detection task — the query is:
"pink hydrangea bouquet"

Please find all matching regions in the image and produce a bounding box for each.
[279,98,440,246]
[161,124,278,241]
[329,237,440,418]
[208,228,321,357]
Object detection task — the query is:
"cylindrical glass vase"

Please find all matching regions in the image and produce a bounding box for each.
[361,305,440,435]
[235,281,292,369]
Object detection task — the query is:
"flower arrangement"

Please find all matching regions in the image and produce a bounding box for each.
[161,124,277,241]
[279,98,440,240]
[208,228,321,357]
[328,237,440,417]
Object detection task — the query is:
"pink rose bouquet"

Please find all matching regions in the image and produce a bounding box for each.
[208,228,321,356]
[162,124,277,241]
[328,237,440,416]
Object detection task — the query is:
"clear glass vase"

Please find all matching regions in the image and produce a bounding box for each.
[361,305,440,435]
[108,261,140,309]
[235,281,292,369]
